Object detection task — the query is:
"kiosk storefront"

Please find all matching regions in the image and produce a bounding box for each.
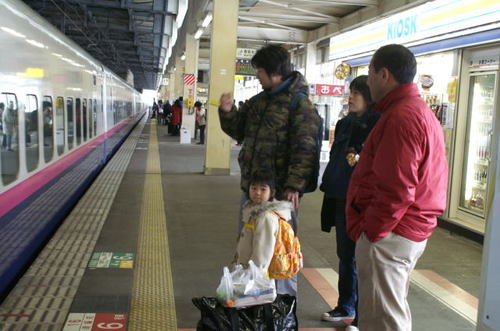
[328,0,500,234]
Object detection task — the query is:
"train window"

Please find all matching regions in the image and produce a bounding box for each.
[88,99,93,138]
[55,97,65,155]
[25,94,39,172]
[128,102,133,117]
[75,98,81,145]
[93,99,97,137]
[67,98,74,150]
[1,93,20,185]
[113,100,117,124]
[82,98,88,141]
[43,96,54,163]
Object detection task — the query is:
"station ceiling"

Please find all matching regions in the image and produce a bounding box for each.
[22,0,381,91]
[22,0,176,91]
[236,0,376,44]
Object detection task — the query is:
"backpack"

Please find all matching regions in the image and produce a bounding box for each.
[267,210,303,280]
[290,92,323,193]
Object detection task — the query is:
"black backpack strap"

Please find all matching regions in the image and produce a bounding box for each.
[228,308,240,331]
[290,92,307,112]
[264,303,274,330]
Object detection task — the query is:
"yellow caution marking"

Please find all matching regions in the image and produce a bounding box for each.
[129,119,177,330]
[207,99,220,107]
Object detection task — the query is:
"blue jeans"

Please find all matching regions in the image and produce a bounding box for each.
[324,197,358,316]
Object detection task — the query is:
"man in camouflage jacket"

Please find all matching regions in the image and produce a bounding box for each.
[219,45,321,209]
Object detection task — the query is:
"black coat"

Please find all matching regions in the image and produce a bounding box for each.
[320,109,380,231]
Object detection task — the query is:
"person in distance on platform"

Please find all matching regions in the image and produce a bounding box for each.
[194,101,206,145]
[346,44,448,331]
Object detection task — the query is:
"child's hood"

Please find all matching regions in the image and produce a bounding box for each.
[242,199,293,221]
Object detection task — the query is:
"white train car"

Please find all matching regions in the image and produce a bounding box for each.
[0,0,145,299]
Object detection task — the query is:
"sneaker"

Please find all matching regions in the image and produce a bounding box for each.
[346,326,359,331]
[321,307,355,323]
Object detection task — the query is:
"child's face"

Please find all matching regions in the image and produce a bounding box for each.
[249,183,272,204]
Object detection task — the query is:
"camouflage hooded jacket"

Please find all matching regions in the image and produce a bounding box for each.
[219,71,321,197]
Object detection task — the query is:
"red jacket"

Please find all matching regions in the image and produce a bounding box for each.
[171,104,182,126]
[346,83,448,242]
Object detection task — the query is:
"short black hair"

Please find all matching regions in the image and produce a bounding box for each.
[249,173,276,200]
[371,44,416,84]
[350,75,372,105]
[194,101,202,108]
[251,45,292,78]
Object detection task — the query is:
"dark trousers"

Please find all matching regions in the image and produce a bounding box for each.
[199,125,205,144]
[322,196,358,317]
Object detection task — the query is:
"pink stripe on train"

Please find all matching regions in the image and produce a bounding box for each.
[0,116,138,219]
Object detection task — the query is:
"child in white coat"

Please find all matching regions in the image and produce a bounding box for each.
[232,175,294,294]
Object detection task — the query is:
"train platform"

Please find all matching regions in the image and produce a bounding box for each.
[0,116,482,330]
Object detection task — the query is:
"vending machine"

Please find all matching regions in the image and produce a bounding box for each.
[449,46,499,232]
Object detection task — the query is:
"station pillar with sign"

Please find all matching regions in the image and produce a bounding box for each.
[183,32,199,139]
[204,0,238,175]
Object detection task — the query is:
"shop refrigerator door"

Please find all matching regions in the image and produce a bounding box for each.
[459,72,496,216]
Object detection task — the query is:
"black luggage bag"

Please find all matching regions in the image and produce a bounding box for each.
[192,294,298,331]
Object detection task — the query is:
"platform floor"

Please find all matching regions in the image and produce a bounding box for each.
[0,117,482,330]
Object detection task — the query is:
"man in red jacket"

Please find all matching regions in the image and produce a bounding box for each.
[346,44,448,330]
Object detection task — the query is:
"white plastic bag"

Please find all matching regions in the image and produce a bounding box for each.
[215,266,234,303]
[216,260,276,307]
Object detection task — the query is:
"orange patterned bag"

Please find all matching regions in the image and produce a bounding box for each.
[267,211,303,280]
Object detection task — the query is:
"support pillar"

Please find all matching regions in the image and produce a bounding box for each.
[204,0,238,175]
[168,71,175,103]
[304,42,318,85]
[174,56,184,100]
[183,33,199,139]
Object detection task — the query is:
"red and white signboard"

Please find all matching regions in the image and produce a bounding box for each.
[183,74,196,86]
[63,313,127,330]
[315,84,345,96]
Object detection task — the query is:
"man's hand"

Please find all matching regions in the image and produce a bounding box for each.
[284,189,300,209]
[219,93,233,113]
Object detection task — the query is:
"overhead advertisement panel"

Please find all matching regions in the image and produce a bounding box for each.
[329,0,500,60]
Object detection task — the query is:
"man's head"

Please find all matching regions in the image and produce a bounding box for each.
[367,44,416,103]
[251,45,292,90]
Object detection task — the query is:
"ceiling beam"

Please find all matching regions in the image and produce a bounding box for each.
[239,12,339,24]
[238,16,303,31]
[286,0,378,6]
[237,25,307,43]
[258,0,337,18]
[65,0,175,16]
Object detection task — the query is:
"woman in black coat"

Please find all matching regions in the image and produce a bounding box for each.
[319,75,380,328]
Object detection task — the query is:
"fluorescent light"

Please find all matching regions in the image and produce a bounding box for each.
[194,28,203,39]
[61,57,84,67]
[52,53,63,57]
[201,13,213,28]
[180,53,186,61]
[26,39,47,48]
[1,26,25,38]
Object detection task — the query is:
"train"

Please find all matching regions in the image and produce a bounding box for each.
[0,0,146,300]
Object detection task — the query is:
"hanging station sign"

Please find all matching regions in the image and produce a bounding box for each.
[236,48,257,59]
[314,84,345,96]
[235,59,256,76]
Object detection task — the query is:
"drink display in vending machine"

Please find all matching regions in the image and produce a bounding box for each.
[460,73,496,216]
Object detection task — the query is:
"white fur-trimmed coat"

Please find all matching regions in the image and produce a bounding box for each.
[233,199,293,273]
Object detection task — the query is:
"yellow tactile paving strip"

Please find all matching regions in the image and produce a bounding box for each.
[129,120,177,330]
